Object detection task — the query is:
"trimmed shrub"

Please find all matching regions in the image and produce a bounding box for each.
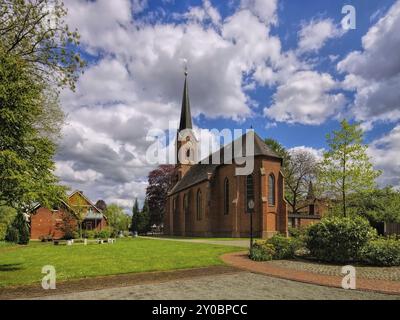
[5,226,19,243]
[83,230,96,239]
[305,216,377,263]
[95,228,112,239]
[266,234,299,260]
[249,241,275,261]
[361,238,400,266]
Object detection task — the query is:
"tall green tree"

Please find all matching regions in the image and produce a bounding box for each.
[0,206,16,240]
[10,211,30,244]
[320,120,381,217]
[105,204,130,234]
[348,187,400,223]
[131,198,150,234]
[131,198,139,233]
[0,50,67,212]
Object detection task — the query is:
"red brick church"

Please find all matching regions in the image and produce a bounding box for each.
[164,72,288,238]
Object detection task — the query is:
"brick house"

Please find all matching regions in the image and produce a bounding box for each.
[164,72,288,238]
[29,190,107,240]
[288,182,329,229]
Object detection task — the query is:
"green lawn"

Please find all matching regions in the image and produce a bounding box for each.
[0,238,243,288]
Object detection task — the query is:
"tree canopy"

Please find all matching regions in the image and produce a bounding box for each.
[0,50,67,212]
[0,0,84,90]
[320,120,381,216]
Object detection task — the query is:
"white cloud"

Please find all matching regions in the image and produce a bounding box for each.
[289,146,324,161]
[264,71,346,125]
[368,125,400,189]
[241,0,278,25]
[59,0,291,207]
[338,0,400,124]
[297,18,345,54]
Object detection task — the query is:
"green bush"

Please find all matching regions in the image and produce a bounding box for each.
[83,230,96,239]
[266,234,299,260]
[5,226,19,243]
[305,216,377,263]
[249,241,275,261]
[361,238,400,266]
[95,228,112,239]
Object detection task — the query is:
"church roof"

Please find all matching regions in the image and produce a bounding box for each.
[179,72,193,131]
[169,131,281,195]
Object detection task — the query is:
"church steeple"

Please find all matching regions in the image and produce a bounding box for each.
[175,68,197,181]
[179,69,193,131]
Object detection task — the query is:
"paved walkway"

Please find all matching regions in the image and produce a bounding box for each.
[32,272,398,300]
[222,252,400,295]
[142,236,250,248]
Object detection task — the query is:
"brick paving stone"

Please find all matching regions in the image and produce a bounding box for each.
[222,252,400,296]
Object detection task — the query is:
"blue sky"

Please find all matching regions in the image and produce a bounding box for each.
[57,0,400,208]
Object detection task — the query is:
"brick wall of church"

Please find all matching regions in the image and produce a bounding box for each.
[165,156,288,238]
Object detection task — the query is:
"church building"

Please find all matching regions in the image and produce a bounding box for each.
[164,71,288,238]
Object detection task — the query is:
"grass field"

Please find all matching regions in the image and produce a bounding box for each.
[0,238,243,288]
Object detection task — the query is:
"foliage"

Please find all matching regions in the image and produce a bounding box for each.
[56,210,77,240]
[94,228,112,239]
[131,198,150,234]
[145,165,176,226]
[9,212,30,244]
[266,234,300,260]
[249,241,275,261]
[360,237,400,266]
[264,138,291,163]
[347,187,400,223]
[305,216,377,263]
[5,225,19,243]
[0,0,85,90]
[319,120,381,217]
[0,206,16,240]
[130,198,140,233]
[0,49,67,212]
[104,204,130,233]
[82,230,96,239]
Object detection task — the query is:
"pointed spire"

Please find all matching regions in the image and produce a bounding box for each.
[179,69,193,131]
[306,181,315,200]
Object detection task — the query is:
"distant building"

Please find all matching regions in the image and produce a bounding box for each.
[288,182,329,229]
[164,71,288,238]
[29,190,107,240]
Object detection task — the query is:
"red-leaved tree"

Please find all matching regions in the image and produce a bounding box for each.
[145,165,176,226]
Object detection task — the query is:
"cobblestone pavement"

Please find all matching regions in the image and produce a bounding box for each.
[32,272,399,300]
[269,260,400,281]
[222,252,400,295]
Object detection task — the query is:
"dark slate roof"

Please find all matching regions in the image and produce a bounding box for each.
[169,131,281,195]
[179,73,193,131]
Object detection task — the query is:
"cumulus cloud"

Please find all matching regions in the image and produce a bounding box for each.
[288,146,324,161]
[264,71,346,125]
[338,0,400,124]
[58,0,291,208]
[368,125,400,188]
[297,18,345,54]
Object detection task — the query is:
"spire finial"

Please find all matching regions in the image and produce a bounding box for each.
[183,58,188,77]
[178,61,192,131]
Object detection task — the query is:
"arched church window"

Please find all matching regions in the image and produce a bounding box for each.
[224,178,229,215]
[196,189,202,221]
[268,174,276,206]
